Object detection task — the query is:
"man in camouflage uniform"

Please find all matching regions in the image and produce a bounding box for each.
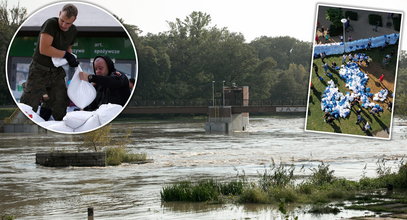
[20,4,79,120]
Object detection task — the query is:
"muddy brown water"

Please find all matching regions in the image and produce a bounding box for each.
[1,116,406,219]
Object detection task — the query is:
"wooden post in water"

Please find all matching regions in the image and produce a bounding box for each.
[88,207,94,220]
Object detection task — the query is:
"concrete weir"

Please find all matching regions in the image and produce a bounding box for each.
[36,152,106,167]
[205,86,249,134]
[205,106,249,133]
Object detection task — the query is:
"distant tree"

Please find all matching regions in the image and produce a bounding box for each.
[270,66,308,104]
[250,36,312,70]
[134,45,171,101]
[244,57,277,100]
[133,11,313,104]
[0,0,27,105]
[325,7,343,36]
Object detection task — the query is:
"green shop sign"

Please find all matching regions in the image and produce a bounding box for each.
[9,36,136,59]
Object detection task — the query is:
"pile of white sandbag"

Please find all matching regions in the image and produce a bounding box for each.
[339,63,369,94]
[314,33,399,56]
[42,103,123,133]
[18,57,124,133]
[373,89,389,102]
[320,80,351,118]
[19,103,123,133]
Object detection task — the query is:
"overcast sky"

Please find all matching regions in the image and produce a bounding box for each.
[8,0,406,50]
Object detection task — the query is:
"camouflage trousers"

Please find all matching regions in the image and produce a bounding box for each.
[20,61,69,121]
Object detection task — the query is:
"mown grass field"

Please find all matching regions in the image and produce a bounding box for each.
[306,45,399,137]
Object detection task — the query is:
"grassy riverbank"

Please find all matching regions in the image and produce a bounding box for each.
[161,160,407,215]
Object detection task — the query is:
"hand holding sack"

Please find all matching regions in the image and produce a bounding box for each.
[64,51,79,67]
[67,65,97,109]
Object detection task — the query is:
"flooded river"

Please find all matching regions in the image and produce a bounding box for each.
[1,116,406,219]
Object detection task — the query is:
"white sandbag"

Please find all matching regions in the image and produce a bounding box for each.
[94,103,123,125]
[67,66,97,109]
[18,103,45,123]
[51,53,76,67]
[38,121,60,128]
[74,114,101,132]
[63,111,95,129]
[46,121,74,133]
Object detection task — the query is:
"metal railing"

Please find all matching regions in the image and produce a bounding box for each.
[128,98,307,107]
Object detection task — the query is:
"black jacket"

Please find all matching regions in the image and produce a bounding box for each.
[84,56,131,111]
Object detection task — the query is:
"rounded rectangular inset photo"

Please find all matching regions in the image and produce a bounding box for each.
[6,2,138,134]
[305,4,403,140]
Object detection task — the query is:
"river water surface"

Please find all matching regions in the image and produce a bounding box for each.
[1,116,406,219]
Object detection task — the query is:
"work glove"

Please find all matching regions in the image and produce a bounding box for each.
[63,51,79,67]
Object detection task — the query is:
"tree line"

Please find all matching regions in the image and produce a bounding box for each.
[131,11,311,104]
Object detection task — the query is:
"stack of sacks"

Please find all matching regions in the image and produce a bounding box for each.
[373,89,389,102]
[338,63,375,109]
[320,80,351,118]
[314,33,399,56]
[339,62,369,94]
[35,103,123,133]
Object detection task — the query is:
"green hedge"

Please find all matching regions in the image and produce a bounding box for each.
[345,11,358,21]
[368,14,383,27]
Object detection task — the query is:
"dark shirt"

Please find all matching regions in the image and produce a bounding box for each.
[84,73,131,111]
[33,17,77,67]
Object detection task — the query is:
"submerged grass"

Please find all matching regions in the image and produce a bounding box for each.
[105,146,147,166]
[161,178,245,202]
[161,159,407,215]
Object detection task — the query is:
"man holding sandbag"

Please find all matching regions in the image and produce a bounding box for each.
[79,56,130,111]
[20,4,79,121]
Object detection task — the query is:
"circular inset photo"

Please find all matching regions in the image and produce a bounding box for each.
[6,1,138,134]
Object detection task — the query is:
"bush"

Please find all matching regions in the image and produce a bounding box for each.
[191,180,219,202]
[325,8,344,37]
[345,11,358,21]
[161,180,220,202]
[258,160,295,190]
[105,146,147,166]
[81,125,111,152]
[368,14,383,27]
[309,162,335,185]
[161,181,193,202]
[269,187,299,203]
[219,180,244,196]
[393,164,407,188]
[239,188,269,203]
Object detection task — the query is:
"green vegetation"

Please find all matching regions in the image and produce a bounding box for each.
[1,215,15,220]
[161,159,407,215]
[368,14,383,27]
[105,146,147,166]
[325,8,343,36]
[132,11,311,105]
[161,161,359,204]
[0,108,16,120]
[0,1,26,106]
[345,11,358,21]
[307,45,398,136]
[80,125,148,166]
[81,125,112,152]
[161,178,245,203]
